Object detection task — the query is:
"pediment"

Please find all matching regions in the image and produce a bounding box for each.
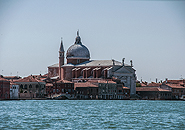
[115,66,132,73]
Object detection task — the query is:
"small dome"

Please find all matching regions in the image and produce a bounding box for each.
[66,31,90,59]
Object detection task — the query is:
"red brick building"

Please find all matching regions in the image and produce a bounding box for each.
[0,75,10,99]
[46,79,74,99]
[74,82,98,99]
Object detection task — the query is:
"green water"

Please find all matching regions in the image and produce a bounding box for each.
[0,100,184,129]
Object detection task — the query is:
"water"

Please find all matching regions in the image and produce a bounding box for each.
[0,100,185,129]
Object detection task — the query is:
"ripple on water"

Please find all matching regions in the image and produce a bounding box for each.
[0,100,185,129]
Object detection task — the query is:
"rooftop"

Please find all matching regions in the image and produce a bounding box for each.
[136,87,171,92]
[14,75,45,83]
[74,82,98,89]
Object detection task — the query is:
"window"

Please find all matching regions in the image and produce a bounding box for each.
[29,84,32,88]
[53,89,55,93]
[24,84,27,89]
[36,85,39,88]
[24,91,27,93]
[20,84,23,89]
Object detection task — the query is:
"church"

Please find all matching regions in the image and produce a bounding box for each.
[48,31,137,96]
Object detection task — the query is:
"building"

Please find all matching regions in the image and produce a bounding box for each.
[136,87,172,100]
[48,31,137,96]
[74,82,98,99]
[160,84,185,99]
[118,86,130,99]
[0,75,10,99]
[15,75,46,99]
[10,82,19,99]
[45,77,74,99]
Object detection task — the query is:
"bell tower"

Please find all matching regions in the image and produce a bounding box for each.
[59,38,64,79]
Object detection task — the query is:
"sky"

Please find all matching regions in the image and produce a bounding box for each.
[0,0,185,82]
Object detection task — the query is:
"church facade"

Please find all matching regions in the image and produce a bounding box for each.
[48,31,137,96]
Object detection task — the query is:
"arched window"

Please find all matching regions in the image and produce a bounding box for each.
[24,84,27,89]
[20,84,23,89]
[29,84,32,88]
[24,91,27,93]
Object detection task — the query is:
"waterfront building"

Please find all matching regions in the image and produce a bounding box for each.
[136,87,172,100]
[10,82,19,99]
[45,77,74,99]
[15,75,46,99]
[74,82,98,99]
[45,83,54,98]
[160,84,185,99]
[0,75,10,99]
[48,31,137,96]
[118,86,130,99]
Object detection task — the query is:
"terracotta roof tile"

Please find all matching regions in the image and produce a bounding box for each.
[165,79,185,84]
[136,87,171,92]
[46,83,53,86]
[166,84,185,89]
[74,82,98,89]
[0,76,10,82]
[56,80,73,83]
[147,82,162,87]
[123,86,129,89]
[15,75,45,83]
[88,80,116,84]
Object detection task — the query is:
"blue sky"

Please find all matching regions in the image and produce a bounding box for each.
[0,0,185,82]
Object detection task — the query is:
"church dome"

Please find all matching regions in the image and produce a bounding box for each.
[66,31,90,59]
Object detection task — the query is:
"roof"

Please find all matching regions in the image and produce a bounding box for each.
[49,59,128,68]
[165,79,185,84]
[3,76,21,80]
[56,80,73,83]
[77,60,122,67]
[74,82,98,89]
[88,79,116,84]
[123,86,130,89]
[140,83,147,87]
[165,84,185,89]
[114,66,133,73]
[48,63,59,68]
[147,82,162,87]
[46,83,53,86]
[0,76,10,82]
[14,75,45,83]
[136,87,171,92]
